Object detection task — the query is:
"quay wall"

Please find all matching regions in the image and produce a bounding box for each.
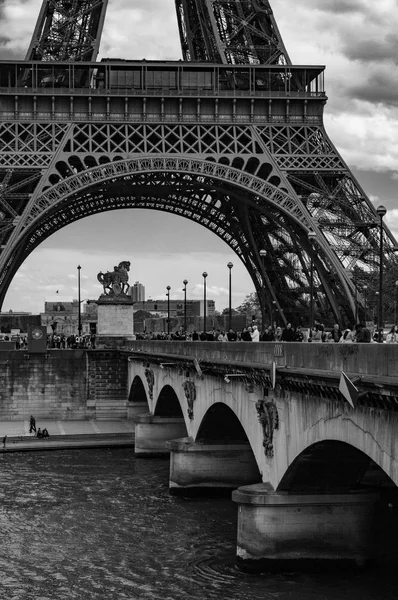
[0,350,129,420]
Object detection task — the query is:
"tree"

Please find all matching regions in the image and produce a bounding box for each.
[235,293,260,321]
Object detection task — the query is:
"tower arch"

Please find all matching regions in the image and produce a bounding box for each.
[0,157,354,325]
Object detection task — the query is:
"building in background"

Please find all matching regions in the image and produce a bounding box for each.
[130,281,145,303]
[133,299,215,318]
[41,297,95,335]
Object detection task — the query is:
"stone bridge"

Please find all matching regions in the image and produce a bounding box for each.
[126,340,398,571]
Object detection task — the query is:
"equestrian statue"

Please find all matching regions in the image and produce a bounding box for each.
[97,261,131,296]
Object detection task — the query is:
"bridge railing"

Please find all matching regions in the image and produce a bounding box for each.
[123,340,398,380]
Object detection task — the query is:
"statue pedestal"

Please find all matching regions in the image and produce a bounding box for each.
[96,295,135,340]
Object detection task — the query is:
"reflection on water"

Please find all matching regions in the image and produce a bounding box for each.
[0,448,395,599]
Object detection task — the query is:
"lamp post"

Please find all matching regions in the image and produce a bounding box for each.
[376,205,387,342]
[307,231,317,338]
[363,285,368,324]
[395,281,398,324]
[166,286,171,337]
[259,249,267,328]
[183,279,188,336]
[202,272,208,334]
[227,262,233,331]
[77,265,82,336]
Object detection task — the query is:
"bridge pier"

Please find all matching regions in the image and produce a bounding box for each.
[166,438,261,492]
[232,484,378,572]
[134,414,187,456]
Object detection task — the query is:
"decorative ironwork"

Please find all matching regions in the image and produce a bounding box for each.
[0,1,395,326]
[144,368,155,401]
[255,398,279,458]
[182,380,197,419]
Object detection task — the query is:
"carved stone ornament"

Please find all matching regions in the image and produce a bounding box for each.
[255,399,279,458]
[144,367,155,400]
[97,260,131,296]
[182,380,196,419]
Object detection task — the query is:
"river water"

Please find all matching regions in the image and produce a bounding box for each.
[0,448,395,600]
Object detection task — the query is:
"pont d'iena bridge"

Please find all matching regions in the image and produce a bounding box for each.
[122,339,398,572]
[1,0,398,574]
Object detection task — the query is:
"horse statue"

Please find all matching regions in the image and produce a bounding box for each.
[97,261,131,295]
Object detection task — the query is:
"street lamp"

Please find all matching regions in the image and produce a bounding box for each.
[363,285,368,324]
[227,262,233,331]
[259,249,267,328]
[183,279,188,336]
[202,272,208,335]
[307,231,317,337]
[376,205,387,342]
[395,281,398,324]
[77,265,82,337]
[166,286,171,337]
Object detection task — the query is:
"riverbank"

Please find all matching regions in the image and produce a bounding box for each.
[0,419,135,452]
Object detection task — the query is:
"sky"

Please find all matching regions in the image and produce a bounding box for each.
[0,0,397,314]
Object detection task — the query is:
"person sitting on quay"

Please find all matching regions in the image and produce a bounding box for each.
[36,428,43,439]
[42,428,50,438]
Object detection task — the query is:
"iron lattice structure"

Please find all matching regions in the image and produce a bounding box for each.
[25,0,108,62]
[0,0,395,325]
[175,0,290,64]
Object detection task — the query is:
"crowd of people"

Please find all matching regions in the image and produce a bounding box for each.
[47,333,96,349]
[134,321,394,343]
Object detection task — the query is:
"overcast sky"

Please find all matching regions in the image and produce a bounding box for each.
[0,0,397,315]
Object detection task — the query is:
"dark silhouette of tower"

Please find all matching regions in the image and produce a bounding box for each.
[0,0,395,325]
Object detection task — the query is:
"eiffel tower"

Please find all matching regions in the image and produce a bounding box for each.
[0,0,396,325]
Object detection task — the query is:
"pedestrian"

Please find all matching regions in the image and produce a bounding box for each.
[2,435,7,449]
[250,325,260,342]
[293,325,304,342]
[386,325,398,344]
[29,415,36,433]
[331,323,341,342]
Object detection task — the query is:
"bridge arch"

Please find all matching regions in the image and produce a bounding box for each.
[1,156,354,323]
[277,400,398,488]
[196,401,252,443]
[128,375,147,404]
[154,384,185,419]
[277,440,396,493]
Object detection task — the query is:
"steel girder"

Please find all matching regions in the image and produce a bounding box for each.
[25,0,108,62]
[175,0,290,64]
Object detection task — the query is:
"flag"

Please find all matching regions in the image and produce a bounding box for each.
[339,371,358,408]
[270,361,276,389]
